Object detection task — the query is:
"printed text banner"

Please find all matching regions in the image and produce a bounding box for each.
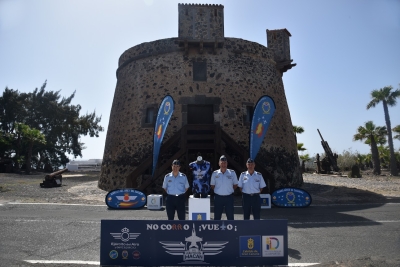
[152,95,174,176]
[100,220,288,266]
[249,95,276,160]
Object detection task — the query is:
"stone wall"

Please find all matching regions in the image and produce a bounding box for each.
[178,3,224,41]
[99,36,301,191]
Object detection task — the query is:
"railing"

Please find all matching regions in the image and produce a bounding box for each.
[126,124,272,193]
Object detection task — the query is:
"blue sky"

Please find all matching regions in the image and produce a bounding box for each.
[1,0,399,161]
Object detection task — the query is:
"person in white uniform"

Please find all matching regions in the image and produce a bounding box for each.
[162,159,189,220]
[238,158,266,220]
[210,155,238,220]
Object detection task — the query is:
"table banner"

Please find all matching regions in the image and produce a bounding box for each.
[105,189,147,209]
[271,187,312,208]
[100,220,288,266]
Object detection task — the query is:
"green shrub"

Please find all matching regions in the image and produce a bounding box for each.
[337,149,357,171]
[348,164,362,178]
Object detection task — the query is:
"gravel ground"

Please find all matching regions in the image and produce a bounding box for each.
[1,170,400,205]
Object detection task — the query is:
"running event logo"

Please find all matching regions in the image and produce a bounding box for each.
[262,236,284,257]
[159,224,228,264]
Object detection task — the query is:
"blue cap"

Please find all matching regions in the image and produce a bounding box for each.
[247,158,254,163]
[172,159,181,166]
[219,155,227,161]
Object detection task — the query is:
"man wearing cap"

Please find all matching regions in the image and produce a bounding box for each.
[162,159,189,220]
[210,155,238,220]
[238,158,266,220]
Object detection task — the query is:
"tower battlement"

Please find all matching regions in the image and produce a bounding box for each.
[178,3,224,44]
[267,29,296,73]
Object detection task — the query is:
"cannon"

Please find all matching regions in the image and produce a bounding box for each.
[317,129,340,173]
[40,168,68,188]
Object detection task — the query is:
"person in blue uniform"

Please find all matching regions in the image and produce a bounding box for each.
[210,155,238,220]
[238,158,266,220]
[162,159,189,220]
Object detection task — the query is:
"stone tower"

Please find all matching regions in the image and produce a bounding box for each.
[99,4,301,193]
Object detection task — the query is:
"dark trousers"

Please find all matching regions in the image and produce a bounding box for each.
[214,194,234,220]
[242,193,261,220]
[166,194,186,220]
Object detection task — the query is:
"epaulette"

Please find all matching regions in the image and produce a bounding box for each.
[213,170,218,173]
[181,173,186,176]
[256,172,261,175]
[228,169,234,171]
[241,172,246,174]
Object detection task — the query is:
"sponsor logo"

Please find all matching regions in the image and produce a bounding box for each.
[105,189,147,209]
[239,236,261,257]
[192,213,206,220]
[164,101,171,115]
[110,227,140,242]
[159,224,228,264]
[272,187,312,207]
[121,250,128,259]
[262,101,271,114]
[157,124,163,139]
[286,191,295,203]
[132,250,141,259]
[109,250,118,259]
[116,193,137,202]
[255,123,264,137]
[262,236,284,257]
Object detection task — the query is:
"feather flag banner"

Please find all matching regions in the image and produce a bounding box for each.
[249,95,276,160]
[152,95,174,176]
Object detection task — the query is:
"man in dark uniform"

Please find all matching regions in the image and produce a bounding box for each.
[162,159,189,220]
[210,155,238,220]
[238,158,266,220]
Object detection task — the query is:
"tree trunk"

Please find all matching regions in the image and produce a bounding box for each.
[382,101,399,176]
[370,137,381,175]
[25,141,33,174]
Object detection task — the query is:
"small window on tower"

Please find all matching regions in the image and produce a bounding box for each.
[193,61,207,81]
[245,106,254,125]
[145,107,155,124]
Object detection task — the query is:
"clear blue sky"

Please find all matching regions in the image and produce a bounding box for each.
[1,0,399,161]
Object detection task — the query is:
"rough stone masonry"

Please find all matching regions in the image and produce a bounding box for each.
[99,4,301,192]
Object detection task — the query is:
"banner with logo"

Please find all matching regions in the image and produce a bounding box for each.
[249,95,276,160]
[152,95,175,176]
[100,220,288,266]
[105,189,147,209]
[272,187,312,208]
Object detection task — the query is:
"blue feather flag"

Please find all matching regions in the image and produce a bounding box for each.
[152,95,175,176]
[249,95,276,160]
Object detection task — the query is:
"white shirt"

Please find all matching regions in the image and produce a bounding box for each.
[210,169,238,195]
[238,171,266,194]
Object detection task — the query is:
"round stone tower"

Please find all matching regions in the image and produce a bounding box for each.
[99,4,301,193]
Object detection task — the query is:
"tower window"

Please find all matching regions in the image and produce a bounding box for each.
[242,104,254,126]
[145,107,155,124]
[193,61,207,81]
[141,105,157,128]
[246,106,254,123]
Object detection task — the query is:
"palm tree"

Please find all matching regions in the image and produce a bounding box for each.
[299,154,311,173]
[297,143,307,152]
[293,125,304,136]
[367,85,400,176]
[356,154,367,170]
[353,121,387,175]
[393,125,400,140]
[293,125,305,151]
[377,145,390,168]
